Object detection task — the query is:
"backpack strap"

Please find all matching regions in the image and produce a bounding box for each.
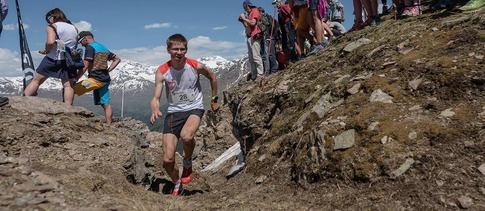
[48,24,60,40]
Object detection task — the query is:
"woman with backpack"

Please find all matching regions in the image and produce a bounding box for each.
[24,8,79,105]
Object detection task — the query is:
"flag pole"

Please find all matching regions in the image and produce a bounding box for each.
[15,0,36,93]
[121,80,125,118]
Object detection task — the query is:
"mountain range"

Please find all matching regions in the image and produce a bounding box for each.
[0,56,249,125]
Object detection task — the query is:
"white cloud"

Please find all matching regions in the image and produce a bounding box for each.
[73,20,92,32]
[114,46,170,66]
[144,23,172,29]
[0,48,49,77]
[212,26,227,30]
[114,36,246,66]
[0,48,22,76]
[189,36,242,50]
[3,23,29,30]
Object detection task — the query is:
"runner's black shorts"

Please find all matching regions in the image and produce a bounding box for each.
[163,109,205,135]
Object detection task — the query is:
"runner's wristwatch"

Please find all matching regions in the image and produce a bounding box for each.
[211,95,218,103]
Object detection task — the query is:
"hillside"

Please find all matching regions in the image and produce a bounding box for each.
[1,4,485,210]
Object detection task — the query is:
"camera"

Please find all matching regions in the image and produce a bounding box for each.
[238,17,243,22]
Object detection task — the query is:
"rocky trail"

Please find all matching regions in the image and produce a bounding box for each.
[1,3,485,211]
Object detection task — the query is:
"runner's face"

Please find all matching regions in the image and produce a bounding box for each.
[168,43,187,61]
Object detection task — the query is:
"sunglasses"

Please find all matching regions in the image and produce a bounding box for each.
[46,15,53,23]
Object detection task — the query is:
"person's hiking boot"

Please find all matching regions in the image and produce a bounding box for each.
[308,44,324,55]
[362,17,373,27]
[171,181,184,197]
[0,97,9,107]
[382,4,389,14]
[371,15,381,27]
[298,53,306,60]
[459,0,485,10]
[180,159,193,184]
[348,20,364,32]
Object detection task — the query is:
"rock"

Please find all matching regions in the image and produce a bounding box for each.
[409,105,421,111]
[408,78,423,91]
[343,38,372,53]
[389,158,414,179]
[440,108,455,118]
[457,196,473,209]
[334,74,351,84]
[464,141,474,148]
[442,16,470,27]
[370,89,393,103]
[408,131,417,140]
[367,45,384,58]
[255,175,267,184]
[381,136,395,144]
[368,121,379,131]
[312,92,344,119]
[478,163,485,175]
[347,83,361,95]
[479,187,485,195]
[258,154,266,162]
[333,129,355,150]
[8,96,93,116]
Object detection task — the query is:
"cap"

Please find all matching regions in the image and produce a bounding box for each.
[78,31,93,42]
[243,0,254,7]
[272,0,281,5]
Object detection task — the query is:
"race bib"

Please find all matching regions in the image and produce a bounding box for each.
[172,90,195,104]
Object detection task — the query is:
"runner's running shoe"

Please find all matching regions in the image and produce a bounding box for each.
[171,181,184,197]
[180,159,193,184]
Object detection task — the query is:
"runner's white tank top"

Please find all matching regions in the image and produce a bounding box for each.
[158,58,204,113]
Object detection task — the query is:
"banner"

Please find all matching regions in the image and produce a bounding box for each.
[15,0,35,93]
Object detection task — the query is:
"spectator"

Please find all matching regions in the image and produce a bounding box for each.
[240,0,264,81]
[23,8,78,105]
[348,0,374,32]
[74,31,121,125]
[0,0,7,38]
[273,0,297,62]
[402,0,421,16]
[323,16,346,36]
[382,0,390,14]
[307,0,325,55]
[258,7,279,75]
[327,0,345,23]
[289,0,314,59]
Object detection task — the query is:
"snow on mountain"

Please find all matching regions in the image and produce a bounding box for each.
[0,56,247,95]
[197,56,234,73]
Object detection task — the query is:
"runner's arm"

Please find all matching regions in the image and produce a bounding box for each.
[150,70,165,124]
[197,63,219,112]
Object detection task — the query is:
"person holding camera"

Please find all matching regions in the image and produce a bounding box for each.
[239,0,263,81]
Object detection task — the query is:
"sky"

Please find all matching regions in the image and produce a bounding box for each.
[0,0,371,77]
